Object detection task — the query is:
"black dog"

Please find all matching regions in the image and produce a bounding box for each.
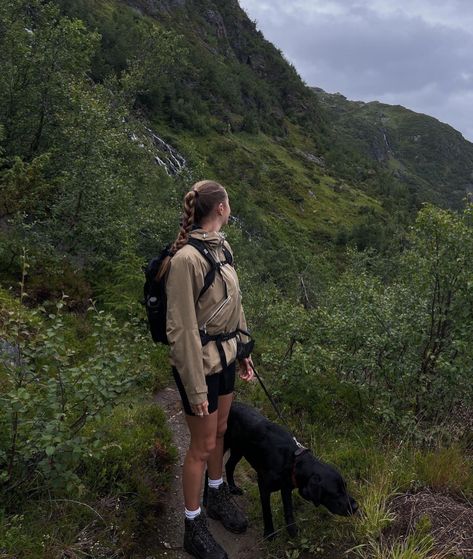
[222,402,358,538]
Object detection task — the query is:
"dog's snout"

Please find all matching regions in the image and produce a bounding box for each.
[349,500,359,515]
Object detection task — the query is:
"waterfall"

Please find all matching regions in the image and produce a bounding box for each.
[145,127,186,176]
[130,126,186,176]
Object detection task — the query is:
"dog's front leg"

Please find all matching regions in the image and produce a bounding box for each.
[281,485,298,537]
[258,477,276,539]
[225,450,244,494]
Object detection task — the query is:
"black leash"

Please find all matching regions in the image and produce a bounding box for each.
[251,365,307,450]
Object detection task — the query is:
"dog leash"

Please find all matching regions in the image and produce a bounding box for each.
[252,365,307,450]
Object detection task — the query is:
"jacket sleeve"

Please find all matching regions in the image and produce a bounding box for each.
[238,305,249,341]
[225,240,250,344]
[166,253,207,406]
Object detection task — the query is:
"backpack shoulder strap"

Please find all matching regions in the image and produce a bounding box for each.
[186,237,219,299]
[222,245,233,266]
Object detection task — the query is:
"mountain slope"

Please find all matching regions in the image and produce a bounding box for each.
[61,0,473,221]
[52,0,388,262]
[313,88,473,210]
[3,0,473,299]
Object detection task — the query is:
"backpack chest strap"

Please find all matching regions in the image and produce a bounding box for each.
[187,238,232,300]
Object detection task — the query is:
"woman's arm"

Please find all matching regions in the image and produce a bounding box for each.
[166,253,208,406]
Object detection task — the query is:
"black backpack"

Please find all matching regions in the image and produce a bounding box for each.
[143,237,233,344]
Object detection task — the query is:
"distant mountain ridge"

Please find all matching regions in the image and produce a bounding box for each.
[118,0,473,212]
[312,88,473,210]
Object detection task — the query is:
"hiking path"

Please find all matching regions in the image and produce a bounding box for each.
[150,386,264,559]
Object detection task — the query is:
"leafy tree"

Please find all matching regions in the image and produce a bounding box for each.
[0,0,98,158]
[0,0,181,270]
[312,205,473,424]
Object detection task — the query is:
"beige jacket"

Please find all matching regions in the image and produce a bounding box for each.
[166,229,248,405]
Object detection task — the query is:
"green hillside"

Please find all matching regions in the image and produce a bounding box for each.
[313,87,473,210]
[51,0,473,257]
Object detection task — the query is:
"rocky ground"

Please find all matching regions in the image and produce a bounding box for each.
[386,489,473,558]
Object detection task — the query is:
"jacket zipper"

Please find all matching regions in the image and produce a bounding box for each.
[201,296,232,333]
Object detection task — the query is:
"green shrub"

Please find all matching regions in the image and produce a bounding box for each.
[81,400,176,502]
[0,286,156,498]
[310,205,473,426]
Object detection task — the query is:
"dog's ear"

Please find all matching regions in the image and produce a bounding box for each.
[299,474,321,505]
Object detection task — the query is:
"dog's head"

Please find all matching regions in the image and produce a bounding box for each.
[296,454,358,516]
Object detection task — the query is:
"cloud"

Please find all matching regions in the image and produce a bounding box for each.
[239,0,473,141]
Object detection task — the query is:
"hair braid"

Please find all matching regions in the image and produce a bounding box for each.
[157,180,227,280]
[171,191,196,254]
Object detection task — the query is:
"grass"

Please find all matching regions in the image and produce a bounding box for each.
[0,397,176,558]
[351,512,459,559]
[414,446,473,494]
[352,534,445,559]
[154,120,384,251]
[353,476,397,542]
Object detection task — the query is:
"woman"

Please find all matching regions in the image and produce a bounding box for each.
[163,180,254,559]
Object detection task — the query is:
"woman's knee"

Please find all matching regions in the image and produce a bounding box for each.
[189,438,217,461]
[216,421,227,440]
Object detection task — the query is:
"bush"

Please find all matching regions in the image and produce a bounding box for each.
[81,400,176,503]
[310,205,473,426]
[0,285,157,499]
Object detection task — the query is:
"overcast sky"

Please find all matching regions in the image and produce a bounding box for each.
[238,0,473,142]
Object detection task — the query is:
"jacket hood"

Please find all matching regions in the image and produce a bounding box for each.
[189,228,226,248]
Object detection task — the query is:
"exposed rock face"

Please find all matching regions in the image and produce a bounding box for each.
[246,53,266,72]
[369,128,393,163]
[204,8,228,39]
[295,149,326,167]
[330,182,349,193]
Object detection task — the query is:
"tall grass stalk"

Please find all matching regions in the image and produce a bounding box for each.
[351,532,452,559]
[354,476,397,542]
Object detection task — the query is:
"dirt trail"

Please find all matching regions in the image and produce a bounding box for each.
[152,387,263,559]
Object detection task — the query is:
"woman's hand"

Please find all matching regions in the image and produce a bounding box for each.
[239,356,255,382]
[191,400,209,417]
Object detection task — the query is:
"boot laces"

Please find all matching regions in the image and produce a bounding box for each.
[194,514,219,552]
[219,483,240,511]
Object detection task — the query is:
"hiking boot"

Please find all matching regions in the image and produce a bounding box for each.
[206,482,248,534]
[184,511,228,559]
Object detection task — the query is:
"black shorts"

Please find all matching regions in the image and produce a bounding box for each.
[172,361,236,416]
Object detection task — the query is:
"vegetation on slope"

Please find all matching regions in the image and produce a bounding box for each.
[313,88,473,210]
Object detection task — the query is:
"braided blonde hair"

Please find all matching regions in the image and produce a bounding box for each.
[157,180,228,279]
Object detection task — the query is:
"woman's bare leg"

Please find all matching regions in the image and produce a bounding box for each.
[183,411,218,510]
[207,392,233,480]
[204,392,248,534]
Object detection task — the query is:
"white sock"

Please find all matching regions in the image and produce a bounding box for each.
[208,477,223,489]
[185,506,201,520]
